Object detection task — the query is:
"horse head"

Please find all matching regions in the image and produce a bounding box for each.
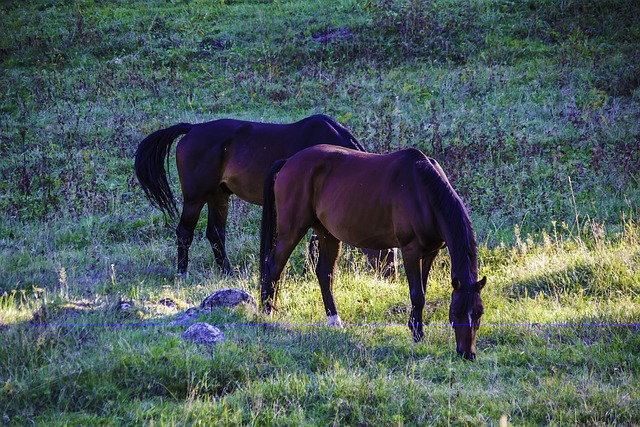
[449,276,486,360]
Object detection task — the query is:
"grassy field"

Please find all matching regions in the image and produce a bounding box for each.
[1,0,640,425]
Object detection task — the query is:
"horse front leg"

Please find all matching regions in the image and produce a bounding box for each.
[206,192,232,275]
[314,229,343,327]
[176,201,205,277]
[401,248,426,341]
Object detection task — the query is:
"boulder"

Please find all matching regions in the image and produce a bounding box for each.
[169,307,201,326]
[201,288,257,311]
[182,322,226,346]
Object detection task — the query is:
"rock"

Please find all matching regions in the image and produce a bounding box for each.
[168,288,255,327]
[118,301,134,311]
[158,298,177,309]
[169,307,202,326]
[182,322,226,346]
[201,288,257,311]
[115,300,145,321]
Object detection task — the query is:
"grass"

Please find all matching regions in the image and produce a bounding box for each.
[1,0,640,425]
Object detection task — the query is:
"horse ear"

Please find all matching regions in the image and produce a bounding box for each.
[476,276,486,291]
[451,277,462,290]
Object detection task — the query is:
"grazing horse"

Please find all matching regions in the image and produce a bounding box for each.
[260,145,486,360]
[135,115,395,276]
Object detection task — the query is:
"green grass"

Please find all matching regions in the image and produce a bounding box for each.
[1,0,640,425]
[2,239,640,426]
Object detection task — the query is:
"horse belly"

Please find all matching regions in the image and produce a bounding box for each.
[220,129,314,205]
[316,196,399,249]
[221,170,265,205]
[220,152,273,205]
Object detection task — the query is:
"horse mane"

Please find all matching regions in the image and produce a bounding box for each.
[310,114,366,152]
[414,153,478,281]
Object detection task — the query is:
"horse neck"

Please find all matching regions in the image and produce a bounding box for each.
[416,157,479,287]
[428,181,478,286]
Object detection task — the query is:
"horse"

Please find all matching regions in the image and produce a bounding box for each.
[260,145,486,360]
[134,115,396,276]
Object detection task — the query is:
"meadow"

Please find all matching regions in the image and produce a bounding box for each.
[1,0,639,425]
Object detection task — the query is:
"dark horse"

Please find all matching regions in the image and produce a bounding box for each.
[260,145,486,360]
[135,115,395,276]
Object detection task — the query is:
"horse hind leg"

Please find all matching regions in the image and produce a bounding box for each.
[314,230,343,327]
[261,232,306,314]
[205,192,232,275]
[176,200,205,277]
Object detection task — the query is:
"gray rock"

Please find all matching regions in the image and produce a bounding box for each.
[118,301,134,311]
[158,298,177,309]
[201,288,257,310]
[182,322,226,346]
[169,307,201,326]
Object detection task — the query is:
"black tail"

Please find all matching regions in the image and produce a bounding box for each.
[259,159,287,304]
[134,123,192,220]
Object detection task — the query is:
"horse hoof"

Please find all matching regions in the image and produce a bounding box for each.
[457,350,476,361]
[410,327,424,342]
[408,321,424,342]
[262,301,275,316]
[221,264,234,276]
[327,314,343,328]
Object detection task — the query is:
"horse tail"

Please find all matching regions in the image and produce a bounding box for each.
[134,123,192,220]
[260,159,287,288]
[313,114,367,152]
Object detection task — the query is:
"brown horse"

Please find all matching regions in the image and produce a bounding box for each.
[260,145,485,360]
[134,115,395,276]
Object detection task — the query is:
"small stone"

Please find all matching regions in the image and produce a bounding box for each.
[182,322,225,346]
[118,301,133,311]
[201,288,257,310]
[158,298,177,309]
[169,307,201,326]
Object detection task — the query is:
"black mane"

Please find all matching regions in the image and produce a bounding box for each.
[416,156,478,282]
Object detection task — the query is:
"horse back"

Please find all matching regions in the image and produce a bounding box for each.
[172,116,362,204]
[217,116,361,203]
[275,145,439,249]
